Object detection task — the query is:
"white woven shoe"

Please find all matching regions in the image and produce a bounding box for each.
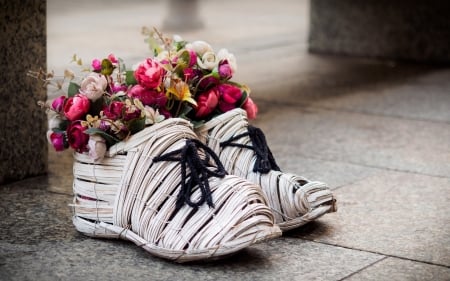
[195,109,337,231]
[71,118,281,262]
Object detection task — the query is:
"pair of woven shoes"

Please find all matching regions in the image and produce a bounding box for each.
[71,108,336,263]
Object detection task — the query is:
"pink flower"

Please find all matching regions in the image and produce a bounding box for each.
[243,97,258,119]
[64,94,90,121]
[92,59,101,72]
[218,60,233,79]
[195,88,219,118]
[80,73,108,101]
[67,121,89,152]
[49,131,66,151]
[103,101,124,120]
[188,50,197,67]
[134,58,165,89]
[111,83,127,93]
[88,135,107,162]
[107,53,118,64]
[218,84,242,113]
[51,96,66,113]
[128,84,167,107]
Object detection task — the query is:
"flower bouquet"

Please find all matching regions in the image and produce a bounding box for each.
[30,28,282,262]
[34,28,257,162]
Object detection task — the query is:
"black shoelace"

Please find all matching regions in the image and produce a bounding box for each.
[220,125,281,174]
[153,139,227,211]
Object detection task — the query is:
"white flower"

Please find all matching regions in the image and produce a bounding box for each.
[80,73,107,101]
[47,112,63,130]
[217,48,237,73]
[197,51,217,70]
[185,40,213,56]
[88,135,107,162]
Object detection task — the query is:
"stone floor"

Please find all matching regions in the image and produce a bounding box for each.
[1,0,449,280]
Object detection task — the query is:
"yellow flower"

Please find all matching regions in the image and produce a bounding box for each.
[166,80,197,106]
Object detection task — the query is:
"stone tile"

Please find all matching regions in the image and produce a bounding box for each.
[0,238,383,281]
[0,180,75,244]
[266,155,380,190]
[308,69,450,123]
[290,171,450,267]
[346,257,450,281]
[253,106,450,178]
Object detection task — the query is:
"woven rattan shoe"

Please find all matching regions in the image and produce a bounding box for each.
[71,118,281,262]
[195,109,337,231]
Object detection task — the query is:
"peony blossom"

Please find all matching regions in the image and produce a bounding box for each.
[103,101,124,120]
[64,94,90,121]
[80,73,108,101]
[107,53,118,64]
[218,60,233,79]
[66,121,89,152]
[91,59,101,72]
[88,135,107,162]
[217,84,242,113]
[48,131,66,151]
[195,88,219,118]
[243,97,258,119]
[128,84,167,107]
[134,58,165,89]
[51,96,66,113]
[216,49,237,74]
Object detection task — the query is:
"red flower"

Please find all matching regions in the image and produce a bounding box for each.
[128,84,167,107]
[134,58,165,89]
[67,121,89,152]
[64,94,90,121]
[103,101,124,120]
[218,84,242,113]
[51,96,66,113]
[49,132,66,151]
[195,88,219,118]
[243,97,258,119]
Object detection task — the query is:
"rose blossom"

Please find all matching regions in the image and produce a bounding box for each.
[197,51,216,70]
[48,131,66,151]
[188,50,197,67]
[67,121,89,152]
[80,73,108,101]
[128,84,167,107]
[64,94,90,121]
[88,135,107,162]
[134,58,165,89]
[51,96,66,113]
[243,97,258,119]
[218,84,242,112]
[185,40,213,56]
[195,88,219,118]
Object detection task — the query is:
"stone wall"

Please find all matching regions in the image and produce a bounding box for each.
[0,1,47,184]
[308,0,450,63]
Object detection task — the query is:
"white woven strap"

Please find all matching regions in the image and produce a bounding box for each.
[196,109,337,231]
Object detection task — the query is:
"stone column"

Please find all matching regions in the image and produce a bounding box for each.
[0,0,47,184]
[308,0,450,63]
[163,0,204,31]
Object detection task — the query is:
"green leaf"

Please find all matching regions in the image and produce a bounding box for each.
[125,70,137,85]
[238,90,248,107]
[84,128,120,147]
[126,116,146,134]
[67,82,80,97]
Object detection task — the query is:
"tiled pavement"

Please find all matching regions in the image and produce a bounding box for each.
[1,0,449,280]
